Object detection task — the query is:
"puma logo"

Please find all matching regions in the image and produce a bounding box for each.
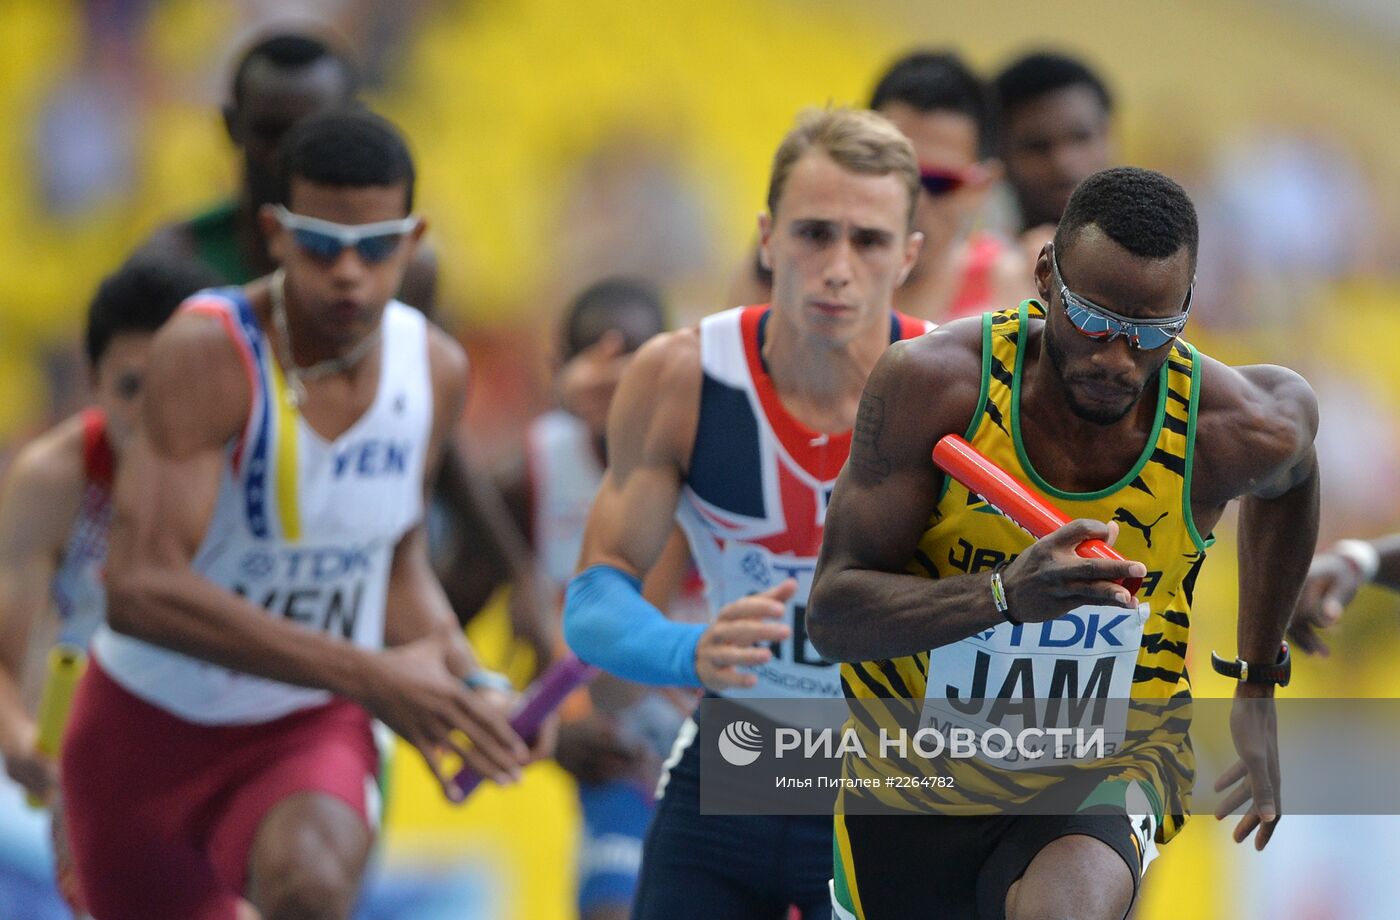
[1112,508,1168,547]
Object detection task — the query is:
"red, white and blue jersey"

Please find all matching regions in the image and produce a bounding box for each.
[674,305,931,703]
[94,289,432,725]
[51,408,114,649]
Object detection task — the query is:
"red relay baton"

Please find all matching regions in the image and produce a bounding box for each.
[931,434,1142,597]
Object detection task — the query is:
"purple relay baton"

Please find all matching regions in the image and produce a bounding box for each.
[452,654,598,797]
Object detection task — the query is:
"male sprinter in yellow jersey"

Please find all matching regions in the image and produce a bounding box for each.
[809,167,1320,919]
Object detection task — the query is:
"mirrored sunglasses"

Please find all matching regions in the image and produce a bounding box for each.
[1052,248,1192,350]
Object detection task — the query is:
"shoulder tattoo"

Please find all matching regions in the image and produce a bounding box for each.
[852,394,892,481]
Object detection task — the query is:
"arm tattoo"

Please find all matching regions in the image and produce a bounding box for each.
[852,394,892,481]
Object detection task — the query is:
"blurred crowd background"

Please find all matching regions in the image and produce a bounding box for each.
[2,0,1400,918]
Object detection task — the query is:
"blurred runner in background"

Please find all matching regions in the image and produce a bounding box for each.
[0,254,220,916]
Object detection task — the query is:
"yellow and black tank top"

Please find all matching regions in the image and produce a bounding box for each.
[839,300,1208,842]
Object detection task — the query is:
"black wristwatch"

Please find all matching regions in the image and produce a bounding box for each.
[1210,642,1291,687]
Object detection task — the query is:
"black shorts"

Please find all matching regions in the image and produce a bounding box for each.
[632,714,833,920]
[835,809,1145,920]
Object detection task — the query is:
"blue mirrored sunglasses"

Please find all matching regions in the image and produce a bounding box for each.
[274,206,420,265]
[1051,247,1192,350]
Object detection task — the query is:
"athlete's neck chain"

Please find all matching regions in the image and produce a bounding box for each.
[269,268,382,409]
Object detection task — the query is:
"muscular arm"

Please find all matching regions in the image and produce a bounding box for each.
[435,442,555,662]
[1196,360,1321,669]
[105,313,377,697]
[587,528,701,713]
[807,325,999,662]
[575,331,700,579]
[1198,360,1319,847]
[808,321,1145,663]
[562,331,705,683]
[429,448,511,624]
[0,423,82,778]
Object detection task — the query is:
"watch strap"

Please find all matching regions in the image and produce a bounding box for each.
[1211,642,1290,687]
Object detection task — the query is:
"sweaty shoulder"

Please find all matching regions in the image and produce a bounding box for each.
[848,315,986,483]
[875,314,984,432]
[143,306,254,458]
[606,327,702,474]
[1191,353,1318,502]
[632,325,701,391]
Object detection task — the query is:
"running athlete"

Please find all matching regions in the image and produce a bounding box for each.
[808,167,1319,920]
[136,29,550,654]
[0,255,219,910]
[60,109,536,920]
[511,278,706,920]
[1288,533,1400,655]
[731,51,1026,323]
[565,107,931,919]
[993,51,1115,263]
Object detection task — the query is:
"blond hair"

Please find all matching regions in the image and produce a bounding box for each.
[766,107,920,232]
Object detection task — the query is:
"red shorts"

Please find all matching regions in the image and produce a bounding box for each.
[60,660,379,920]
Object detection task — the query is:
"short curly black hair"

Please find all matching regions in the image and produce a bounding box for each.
[994,50,1112,118]
[869,50,997,159]
[1055,167,1198,267]
[85,255,222,367]
[278,107,415,211]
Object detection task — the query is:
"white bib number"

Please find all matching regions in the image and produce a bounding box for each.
[921,603,1150,770]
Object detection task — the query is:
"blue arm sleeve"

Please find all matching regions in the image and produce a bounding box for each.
[563,564,707,687]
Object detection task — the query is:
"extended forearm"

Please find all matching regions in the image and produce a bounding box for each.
[807,565,1002,662]
[1365,534,1400,592]
[0,570,54,755]
[108,566,374,701]
[1238,466,1320,663]
[439,446,538,588]
[384,543,485,678]
[563,564,705,686]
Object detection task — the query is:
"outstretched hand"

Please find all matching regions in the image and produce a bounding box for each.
[1288,551,1360,656]
[1213,687,1282,850]
[557,330,632,437]
[694,579,797,691]
[362,638,531,802]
